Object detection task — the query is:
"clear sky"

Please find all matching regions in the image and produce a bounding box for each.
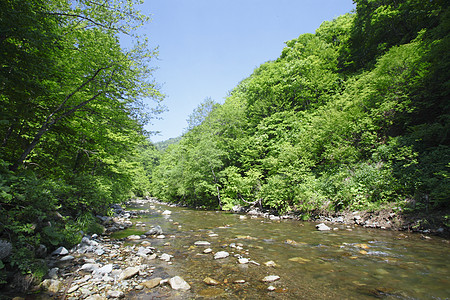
[137,0,356,143]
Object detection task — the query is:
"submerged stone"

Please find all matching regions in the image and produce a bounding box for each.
[169,276,191,290]
[214,251,229,259]
[262,275,280,282]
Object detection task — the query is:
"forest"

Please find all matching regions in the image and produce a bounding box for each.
[0,0,449,290]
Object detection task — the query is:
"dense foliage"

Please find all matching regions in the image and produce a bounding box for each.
[150,0,449,217]
[0,0,162,286]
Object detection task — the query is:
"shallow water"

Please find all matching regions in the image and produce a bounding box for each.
[113,202,450,299]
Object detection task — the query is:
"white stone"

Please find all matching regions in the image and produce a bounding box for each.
[238,258,249,264]
[214,251,229,259]
[160,253,173,262]
[60,255,75,261]
[107,290,124,298]
[194,241,211,246]
[316,223,331,231]
[262,275,280,282]
[162,210,172,215]
[80,263,100,272]
[93,264,113,276]
[169,276,191,290]
[127,235,141,240]
[52,246,68,256]
[203,248,213,254]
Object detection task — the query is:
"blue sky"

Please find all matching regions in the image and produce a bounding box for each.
[137,0,356,142]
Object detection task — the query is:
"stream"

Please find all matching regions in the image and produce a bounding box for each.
[112,201,449,299]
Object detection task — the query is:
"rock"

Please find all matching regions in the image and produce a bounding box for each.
[316,223,331,231]
[106,290,124,298]
[336,216,344,223]
[119,266,140,281]
[36,244,47,258]
[203,248,213,254]
[169,276,191,290]
[145,225,163,236]
[137,246,154,257]
[162,210,172,215]
[51,246,68,256]
[142,277,162,289]
[249,260,260,266]
[127,235,141,240]
[262,275,280,282]
[267,285,276,291]
[93,264,113,276]
[238,258,249,264]
[80,263,100,272]
[67,284,79,293]
[95,248,105,256]
[214,251,229,259]
[203,277,220,285]
[160,253,173,262]
[264,260,277,267]
[85,295,106,300]
[233,280,246,284]
[289,257,311,263]
[47,267,59,279]
[194,241,211,246]
[60,255,75,261]
[41,279,63,293]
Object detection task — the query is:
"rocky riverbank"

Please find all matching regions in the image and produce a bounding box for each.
[9,203,195,300]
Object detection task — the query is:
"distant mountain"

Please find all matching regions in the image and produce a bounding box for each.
[155,136,182,151]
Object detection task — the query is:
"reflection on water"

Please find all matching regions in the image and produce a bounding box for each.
[113,203,450,299]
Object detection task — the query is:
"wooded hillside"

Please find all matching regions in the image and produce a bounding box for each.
[150,0,449,217]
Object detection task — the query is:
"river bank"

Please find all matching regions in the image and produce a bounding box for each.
[8,203,195,300]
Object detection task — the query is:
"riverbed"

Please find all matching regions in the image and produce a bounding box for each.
[112,200,450,299]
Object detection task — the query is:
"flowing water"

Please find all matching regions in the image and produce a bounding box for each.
[113,201,449,299]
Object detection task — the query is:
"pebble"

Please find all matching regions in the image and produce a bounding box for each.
[234,280,246,284]
[203,248,213,254]
[264,260,277,267]
[52,246,69,256]
[316,223,331,231]
[238,258,249,264]
[194,241,211,246]
[214,251,229,259]
[262,275,280,282]
[169,276,191,290]
[118,266,140,281]
[60,255,75,261]
[203,277,220,285]
[160,253,173,262]
[106,290,124,298]
[142,277,162,289]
